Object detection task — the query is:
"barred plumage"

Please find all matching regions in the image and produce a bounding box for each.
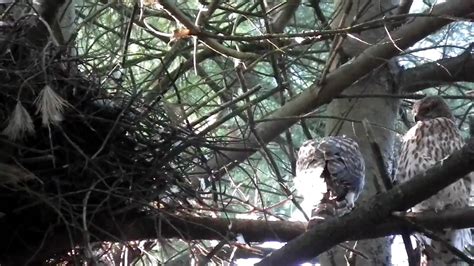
[295,136,365,216]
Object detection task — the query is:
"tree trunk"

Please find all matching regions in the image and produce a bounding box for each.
[321,65,400,265]
[319,0,401,265]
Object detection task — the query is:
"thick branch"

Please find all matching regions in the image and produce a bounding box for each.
[104,207,474,244]
[270,0,302,33]
[36,0,66,24]
[257,138,474,265]
[190,0,474,182]
[394,0,414,16]
[25,207,474,262]
[400,52,474,93]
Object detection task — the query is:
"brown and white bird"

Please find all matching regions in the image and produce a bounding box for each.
[395,96,472,265]
[295,136,365,217]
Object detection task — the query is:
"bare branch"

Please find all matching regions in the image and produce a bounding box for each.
[400,49,474,93]
[270,0,301,33]
[394,0,414,16]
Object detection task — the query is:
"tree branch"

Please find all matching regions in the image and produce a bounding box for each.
[270,0,301,33]
[400,49,474,93]
[394,0,414,16]
[23,207,474,263]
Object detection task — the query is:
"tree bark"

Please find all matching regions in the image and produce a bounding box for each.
[322,65,399,265]
[319,0,400,264]
[400,52,474,93]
